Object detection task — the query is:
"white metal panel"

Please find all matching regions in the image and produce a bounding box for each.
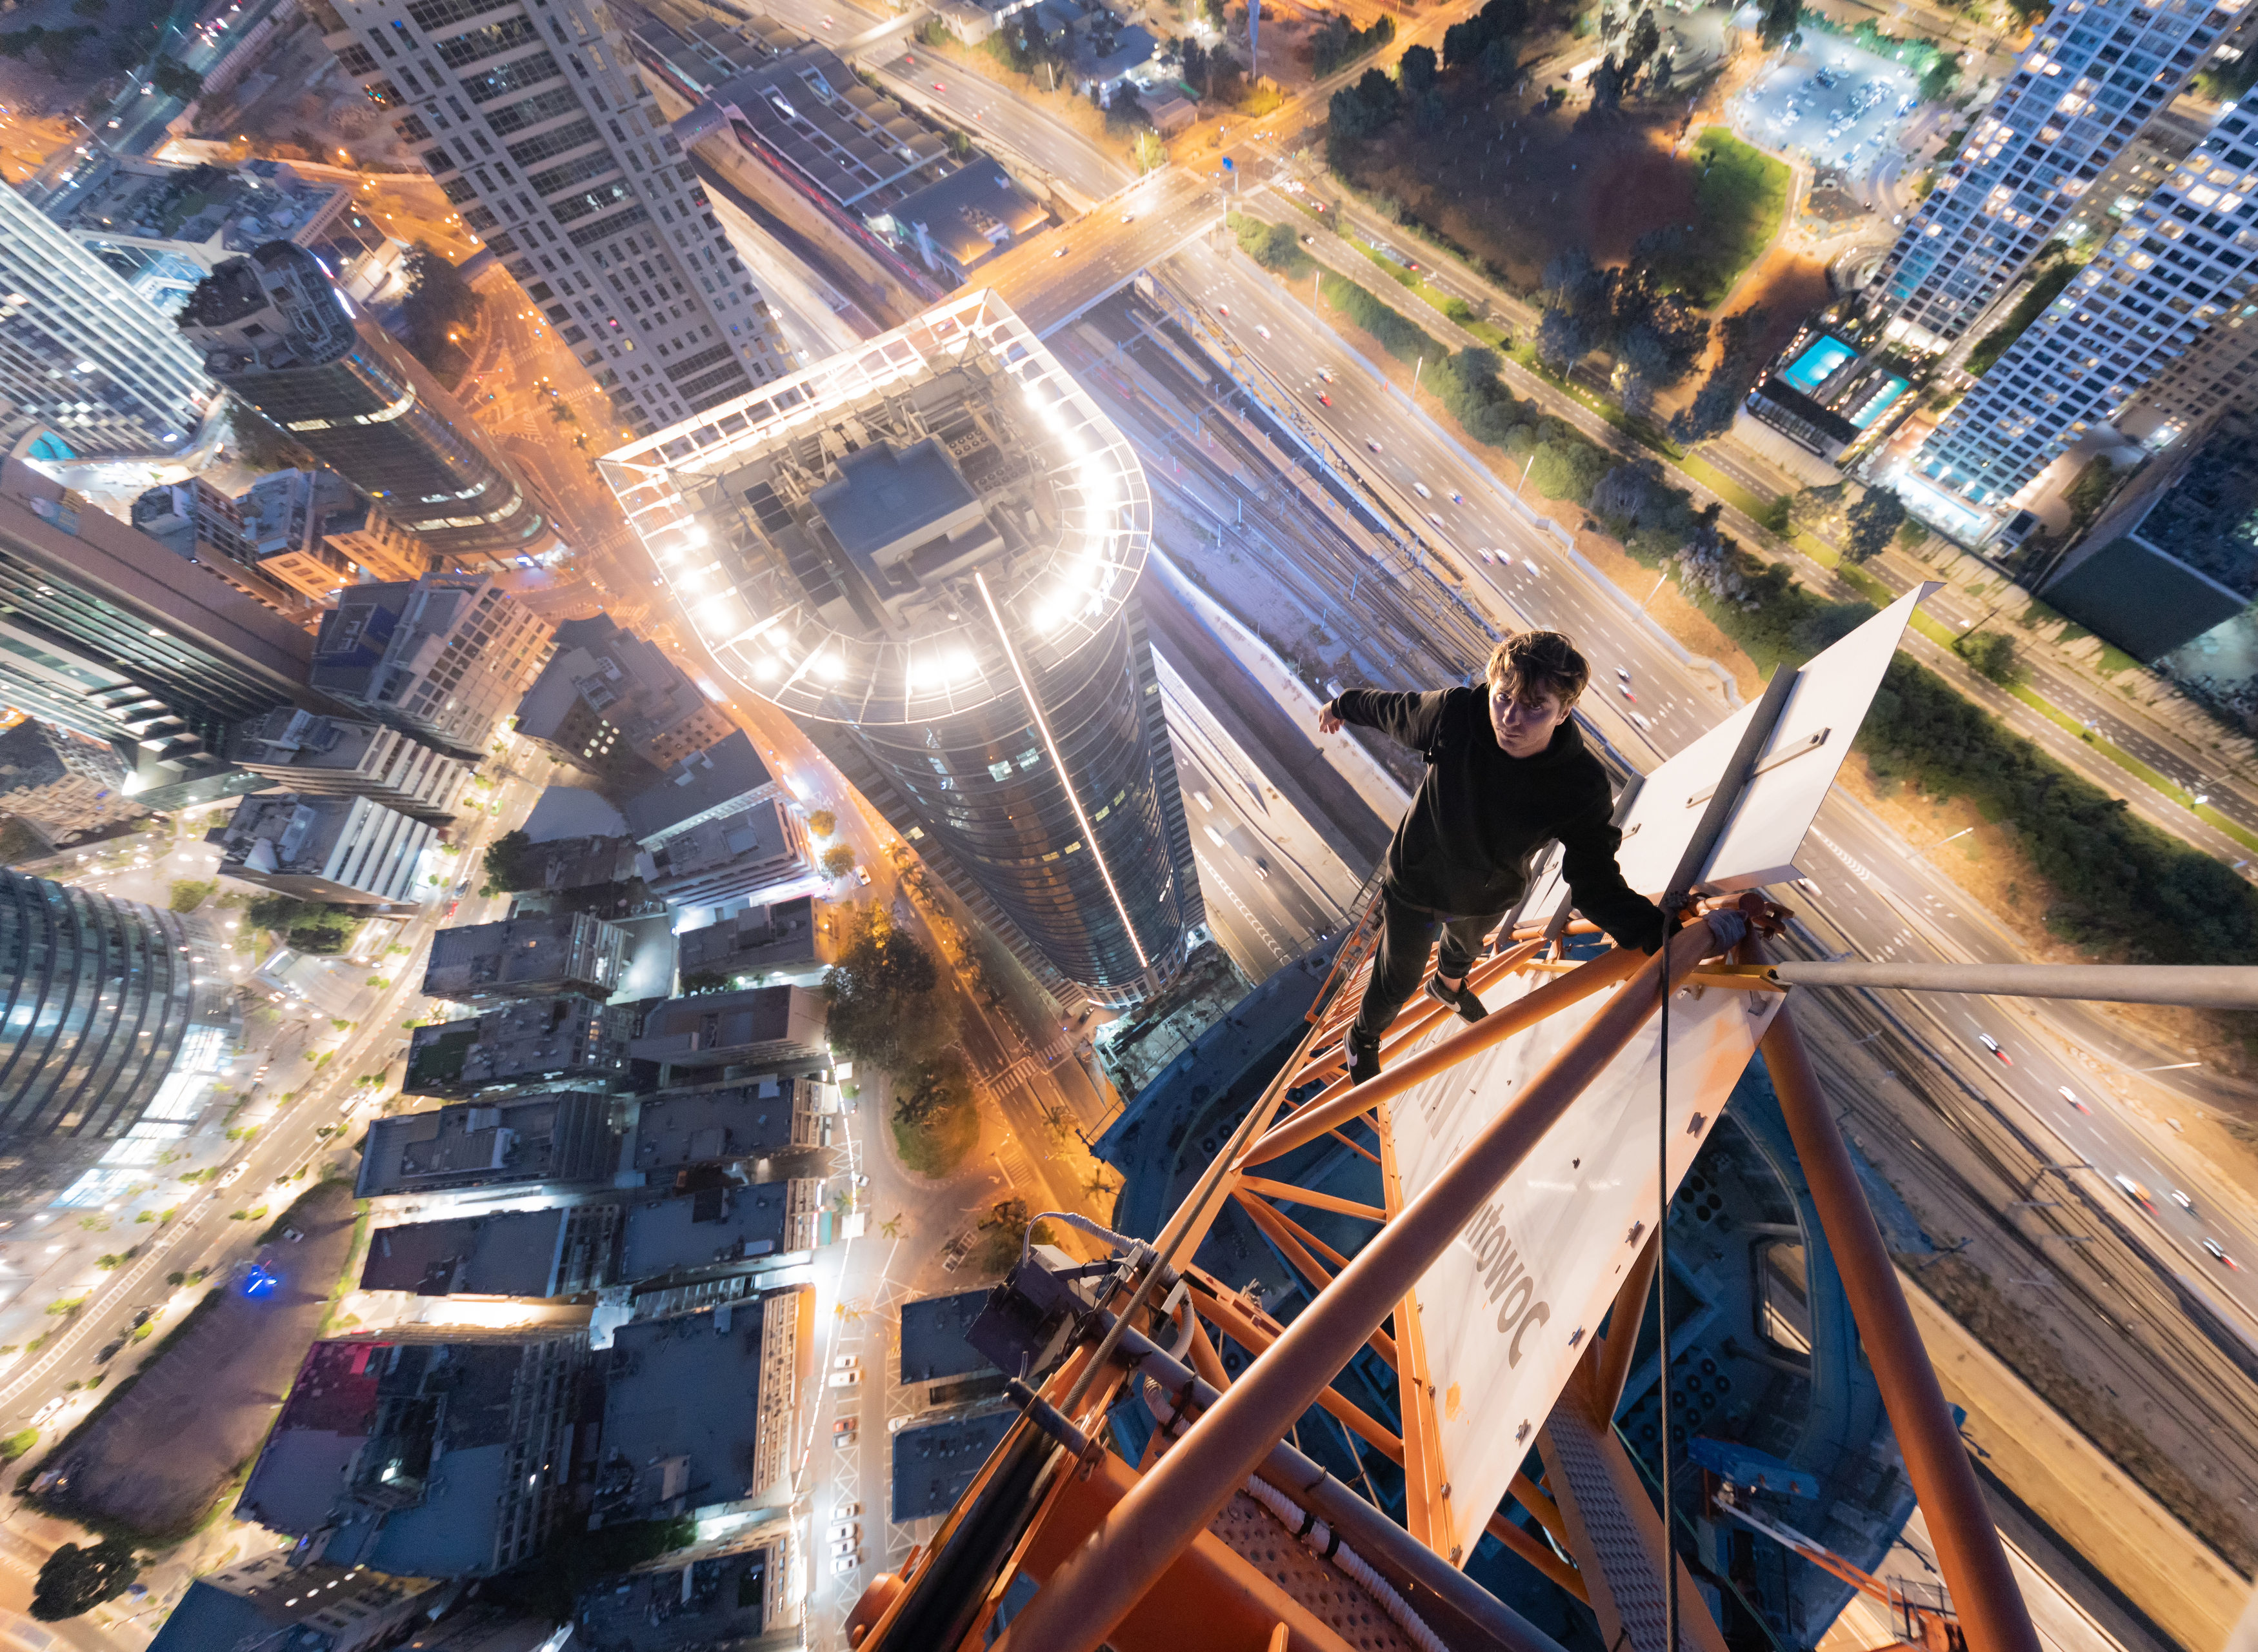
[1389,970,1781,1563]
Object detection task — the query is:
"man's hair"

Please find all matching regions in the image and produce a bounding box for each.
[1485,630,1590,706]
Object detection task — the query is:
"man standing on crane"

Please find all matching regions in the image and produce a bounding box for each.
[1316,630,1666,1085]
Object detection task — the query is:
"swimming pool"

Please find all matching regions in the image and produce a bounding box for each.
[1847,376,1908,430]
[1781,333,1856,394]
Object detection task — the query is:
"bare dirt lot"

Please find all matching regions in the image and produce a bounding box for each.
[41,1182,356,1539]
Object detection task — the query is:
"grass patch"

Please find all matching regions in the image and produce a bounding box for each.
[892,1091,977,1179]
[1677,128,1790,305]
[2097,641,2144,676]
[1678,452,1773,523]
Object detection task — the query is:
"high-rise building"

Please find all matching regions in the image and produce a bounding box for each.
[0,868,237,1205]
[599,292,1203,1005]
[133,475,318,614]
[27,154,390,319]
[306,0,790,437]
[513,615,734,779]
[179,241,560,568]
[1875,0,2238,354]
[215,790,437,906]
[0,719,144,841]
[322,497,432,582]
[1908,103,2258,516]
[226,706,472,822]
[311,572,554,759]
[0,459,313,775]
[148,1557,446,1652]
[0,180,217,461]
[236,468,363,601]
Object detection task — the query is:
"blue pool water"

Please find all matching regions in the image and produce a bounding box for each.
[1781,334,1855,393]
[1848,376,1908,430]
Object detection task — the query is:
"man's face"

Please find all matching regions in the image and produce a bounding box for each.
[1488,678,1572,757]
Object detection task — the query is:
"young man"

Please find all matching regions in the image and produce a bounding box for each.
[1316,630,1666,1085]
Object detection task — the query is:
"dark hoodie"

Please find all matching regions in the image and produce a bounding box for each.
[1330,686,1665,950]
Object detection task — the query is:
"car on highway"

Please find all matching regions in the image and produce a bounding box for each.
[1412,482,1432,498]
[2204,1237,2241,1269]
[1975,1033,2012,1065]
[933,81,946,90]
[2058,1085,2090,1113]
[1366,439,1382,453]
[854,865,872,886]
[29,1397,66,1427]
[1428,512,1445,529]
[1617,666,1631,681]
[1203,824,1227,848]
[218,1160,250,1188]
[1192,789,1212,809]
[445,898,461,917]
[1052,246,1068,258]
[1254,324,1270,339]
[1217,304,1228,316]
[1477,548,1494,562]
[1450,490,1464,504]
[1121,212,1134,223]
[1317,392,1330,405]
[1618,682,1635,701]
[1252,857,1271,881]
[2115,1174,2154,1211]
[2172,1188,2195,1213]
[1630,712,1652,731]
[1317,366,1335,382]
[96,1340,124,1364]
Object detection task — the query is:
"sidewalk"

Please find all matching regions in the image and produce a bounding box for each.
[1903,1271,2249,1652]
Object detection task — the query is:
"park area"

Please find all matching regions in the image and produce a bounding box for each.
[1337,101,1789,309]
[25,1184,359,1542]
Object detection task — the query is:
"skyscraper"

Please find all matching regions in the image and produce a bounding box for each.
[0,180,216,461]
[308,0,789,437]
[1909,103,2258,514]
[600,292,1203,1006]
[0,868,238,1206]
[1875,0,2238,354]
[178,241,559,569]
[0,458,314,770]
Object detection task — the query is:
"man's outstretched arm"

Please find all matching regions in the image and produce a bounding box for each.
[1315,688,1450,748]
[1558,797,1668,953]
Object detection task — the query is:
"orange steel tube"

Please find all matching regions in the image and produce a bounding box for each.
[1590,1233,1660,1422]
[1242,943,1646,1168]
[991,921,1720,1652]
[1755,986,2039,1652]
[1485,1510,1590,1602]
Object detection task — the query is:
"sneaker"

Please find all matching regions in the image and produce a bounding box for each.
[1346,1030,1381,1086]
[1425,974,1488,1024]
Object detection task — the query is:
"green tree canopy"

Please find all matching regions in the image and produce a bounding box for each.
[480,828,541,895]
[823,907,952,1075]
[32,1541,137,1621]
[1843,488,1908,562]
[821,843,857,879]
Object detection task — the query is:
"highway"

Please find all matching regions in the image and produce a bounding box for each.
[1080,240,2258,1350]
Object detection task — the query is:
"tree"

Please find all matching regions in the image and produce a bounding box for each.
[894,1051,968,1126]
[1535,305,1590,372]
[398,242,484,378]
[1919,50,1961,102]
[1668,306,1768,444]
[32,1541,137,1622]
[1621,8,1660,79]
[1758,0,1799,49]
[147,53,201,100]
[1955,628,2020,685]
[479,828,541,895]
[1843,487,1908,562]
[1397,41,1437,94]
[823,906,952,1075]
[821,844,857,879]
[807,809,837,837]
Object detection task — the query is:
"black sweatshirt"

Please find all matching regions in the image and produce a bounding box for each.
[1330,686,1666,950]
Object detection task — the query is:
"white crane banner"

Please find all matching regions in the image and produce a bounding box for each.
[1389,966,1782,1562]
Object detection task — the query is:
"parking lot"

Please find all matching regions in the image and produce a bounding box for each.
[1738,39,1923,181]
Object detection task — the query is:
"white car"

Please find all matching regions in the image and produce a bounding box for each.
[834,1354,859,1371]
[828,1368,861,1388]
[831,1540,859,1560]
[836,1500,861,1520]
[828,1522,860,1544]
[832,1554,861,1575]
[1412,482,1432,499]
[1254,324,1270,339]
[1476,548,1494,563]
[2171,1189,2195,1213]
[218,1161,250,1187]
[1192,789,1212,810]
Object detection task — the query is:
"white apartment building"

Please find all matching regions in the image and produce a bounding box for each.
[215,790,437,906]
[226,706,474,824]
[1877,0,2241,353]
[0,182,216,460]
[309,573,554,759]
[310,0,788,437]
[1911,103,2258,512]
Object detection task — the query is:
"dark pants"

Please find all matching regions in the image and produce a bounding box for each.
[1351,890,1500,1044]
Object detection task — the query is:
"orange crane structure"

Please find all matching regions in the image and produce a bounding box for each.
[839,589,2081,1652]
